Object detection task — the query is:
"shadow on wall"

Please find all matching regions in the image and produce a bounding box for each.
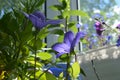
[77,44,120,80]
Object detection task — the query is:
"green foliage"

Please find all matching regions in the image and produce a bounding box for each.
[58,72,64,79]
[50,29,64,35]
[0,0,49,79]
[37,52,52,60]
[0,0,87,79]
[69,62,80,79]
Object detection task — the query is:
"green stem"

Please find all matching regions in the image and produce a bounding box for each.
[64,16,70,80]
[66,54,70,80]
[34,49,37,80]
[75,54,77,62]
[34,32,37,80]
[65,17,68,32]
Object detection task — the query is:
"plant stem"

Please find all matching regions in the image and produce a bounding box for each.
[34,50,37,80]
[34,32,37,80]
[75,54,77,62]
[66,54,70,80]
[64,16,70,80]
[65,17,68,32]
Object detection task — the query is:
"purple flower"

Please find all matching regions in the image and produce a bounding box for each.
[52,31,86,58]
[94,21,105,36]
[76,23,82,28]
[92,13,101,19]
[83,24,88,30]
[116,23,120,30]
[23,11,61,29]
[116,35,120,47]
[103,35,112,45]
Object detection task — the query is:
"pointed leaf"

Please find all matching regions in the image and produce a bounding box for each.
[50,5,63,11]
[50,29,64,35]
[58,35,64,42]
[37,52,52,60]
[62,0,67,9]
[35,0,46,7]
[69,10,89,18]
[46,72,57,80]
[38,27,49,39]
[26,57,42,67]
[80,68,86,76]
[81,38,89,44]
[26,60,42,67]
[69,62,80,79]
[59,72,64,78]
[37,71,57,80]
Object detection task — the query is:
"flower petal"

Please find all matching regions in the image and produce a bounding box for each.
[40,20,62,28]
[52,43,70,53]
[29,14,43,29]
[45,19,62,25]
[71,31,86,49]
[64,31,74,46]
[32,11,45,23]
[56,52,67,58]
[22,12,29,18]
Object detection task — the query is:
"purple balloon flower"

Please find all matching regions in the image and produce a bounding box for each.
[116,23,120,30]
[23,11,61,29]
[116,35,120,47]
[94,21,105,36]
[103,35,112,45]
[52,31,86,58]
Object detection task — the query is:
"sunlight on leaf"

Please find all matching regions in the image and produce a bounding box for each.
[70,10,89,18]
[0,71,5,80]
[69,62,80,79]
[26,57,42,67]
[37,52,52,60]
[46,72,57,80]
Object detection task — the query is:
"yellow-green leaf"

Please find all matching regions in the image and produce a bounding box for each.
[26,61,42,67]
[69,62,80,79]
[37,52,52,60]
[69,10,89,18]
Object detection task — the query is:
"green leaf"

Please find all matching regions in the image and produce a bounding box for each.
[21,46,29,57]
[63,10,70,18]
[68,22,78,32]
[50,29,64,35]
[69,25,78,33]
[50,5,63,11]
[56,15,64,19]
[37,52,52,60]
[34,38,42,50]
[38,27,49,39]
[69,62,80,79]
[62,0,67,9]
[46,72,57,80]
[58,72,64,79]
[26,60,42,67]
[30,70,45,79]
[81,38,89,44]
[80,68,86,76]
[36,70,45,79]
[20,25,33,43]
[58,35,64,42]
[35,0,45,7]
[35,71,57,80]
[28,38,43,50]
[68,22,76,28]
[69,10,89,18]
[26,56,43,67]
